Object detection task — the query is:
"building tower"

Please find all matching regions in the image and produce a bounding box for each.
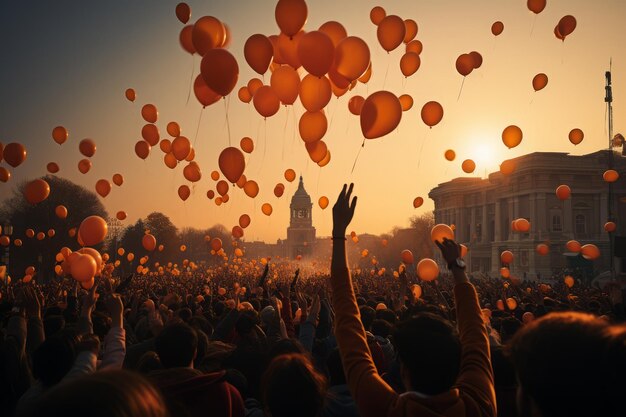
[286,176,316,258]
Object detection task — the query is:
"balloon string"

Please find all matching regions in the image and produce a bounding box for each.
[224,97,232,146]
[382,56,390,90]
[193,107,204,147]
[351,140,365,174]
[530,15,537,37]
[457,77,466,101]
[282,105,290,161]
[186,55,195,105]
[262,119,268,167]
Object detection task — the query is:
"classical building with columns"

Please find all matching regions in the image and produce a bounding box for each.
[286,176,316,258]
[428,151,626,279]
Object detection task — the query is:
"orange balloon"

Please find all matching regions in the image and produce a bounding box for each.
[95,179,112,198]
[417,258,439,281]
[125,88,136,102]
[502,125,523,148]
[194,74,222,107]
[175,2,191,23]
[527,0,546,14]
[399,94,413,111]
[14,238,22,247]
[413,197,423,208]
[164,152,177,169]
[404,19,418,43]
[360,91,402,139]
[135,141,151,160]
[348,95,365,115]
[248,78,263,96]
[284,169,296,182]
[444,149,456,161]
[116,211,127,221]
[370,6,386,25]
[358,62,372,83]
[216,180,229,196]
[581,244,600,260]
[179,24,196,54]
[421,101,444,128]
[240,137,254,153]
[603,169,619,183]
[178,185,191,201]
[141,104,158,123]
[210,170,220,181]
[500,250,514,264]
[605,221,617,232]
[558,15,577,38]
[455,54,474,76]
[500,267,510,278]
[3,143,27,167]
[0,167,9,182]
[183,161,202,182]
[52,126,68,145]
[400,52,421,77]
[171,136,191,161]
[298,31,335,77]
[377,15,405,52]
[431,224,454,243]
[24,179,50,204]
[206,190,215,199]
[75,159,90,173]
[0,236,10,246]
[141,124,160,146]
[232,226,244,239]
[532,73,548,91]
[305,140,328,163]
[406,40,423,55]
[564,275,575,288]
[236,174,247,188]
[318,196,329,209]
[218,147,245,183]
[244,34,273,75]
[299,111,328,143]
[192,16,225,55]
[318,21,347,47]
[515,218,530,232]
[401,249,414,264]
[79,139,96,157]
[26,229,35,238]
[462,159,476,174]
[79,215,108,246]
[47,162,59,174]
[239,214,251,229]
[491,21,504,36]
[261,203,273,216]
[334,37,370,81]
[299,75,332,112]
[568,128,584,145]
[142,234,157,251]
[160,139,172,153]
[253,86,280,118]
[318,149,331,166]
[200,48,239,96]
[469,51,483,69]
[210,237,222,252]
[554,25,565,41]
[55,205,68,219]
[238,87,252,103]
[112,173,123,186]
[275,0,307,37]
[556,184,571,200]
[500,159,516,176]
[270,65,300,105]
[71,253,97,283]
[566,240,581,253]
[277,32,303,69]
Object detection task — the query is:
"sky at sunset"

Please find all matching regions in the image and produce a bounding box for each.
[1,0,625,243]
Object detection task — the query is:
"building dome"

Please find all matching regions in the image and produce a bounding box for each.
[290,176,312,207]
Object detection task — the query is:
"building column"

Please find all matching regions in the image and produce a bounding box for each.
[600,193,608,238]
[564,198,573,238]
[494,200,502,241]
[470,207,477,243]
[537,193,547,240]
[508,198,515,241]
[529,193,536,240]
[481,202,488,242]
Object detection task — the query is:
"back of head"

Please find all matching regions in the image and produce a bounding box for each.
[509,312,626,417]
[155,323,198,369]
[359,306,376,331]
[262,353,327,417]
[29,370,168,417]
[393,313,461,395]
[32,334,76,387]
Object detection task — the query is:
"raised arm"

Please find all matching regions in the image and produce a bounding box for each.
[330,184,397,417]
[436,238,496,417]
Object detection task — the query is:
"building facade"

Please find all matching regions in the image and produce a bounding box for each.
[286,176,316,258]
[428,151,626,279]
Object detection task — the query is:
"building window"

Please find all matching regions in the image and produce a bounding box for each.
[575,214,586,235]
[552,215,562,232]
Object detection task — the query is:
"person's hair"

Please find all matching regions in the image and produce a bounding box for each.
[509,312,626,417]
[137,351,163,374]
[376,308,397,324]
[371,319,393,338]
[359,306,376,331]
[393,313,461,395]
[154,323,198,368]
[262,353,326,417]
[43,315,65,339]
[177,307,193,322]
[499,316,522,344]
[28,370,168,417]
[32,333,77,387]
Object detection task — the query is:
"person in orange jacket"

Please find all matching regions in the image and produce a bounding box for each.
[330,183,496,417]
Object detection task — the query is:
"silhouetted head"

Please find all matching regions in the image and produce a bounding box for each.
[154,323,197,369]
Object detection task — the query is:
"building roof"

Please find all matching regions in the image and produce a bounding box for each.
[290,176,312,206]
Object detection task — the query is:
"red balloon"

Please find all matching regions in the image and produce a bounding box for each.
[299,74,332,112]
[455,54,474,76]
[527,0,546,14]
[52,126,68,145]
[23,179,50,204]
[3,143,27,167]
[377,15,406,52]
[175,3,191,24]
[348,95,365,115]
[193,75,222,107]
[318,21,347,47]
[275,0,308,37]
[491,21,504,36]
[135,141,151,160]
[95,179,112,198]
[178,185,191,201]
[270,65,300,105]
[421,101,444,128]
[179,25,196,54]
[142,234,157,251]
[141,104,158,123]
[244,34,273,75]
[200,48,239,96]
[192,16,225,55]
[298,31,335,77]
[557,15,577,38]
[334,37,370,81]
[141,124,160,146]
[253,86,281,118]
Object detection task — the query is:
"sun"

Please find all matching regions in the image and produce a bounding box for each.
[470,142,501,175]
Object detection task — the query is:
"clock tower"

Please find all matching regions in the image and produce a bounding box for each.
[286,176,316,258]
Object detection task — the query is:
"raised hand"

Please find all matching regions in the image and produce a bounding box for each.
[24,286,41,319]
[81,282,99,317]
[105,293,124,327]
[435,237,461,265]
[332,183,357,237]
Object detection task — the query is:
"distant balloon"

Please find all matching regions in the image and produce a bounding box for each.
[334,37,370,81]
[370,6,386,25]
[527,0,546,14]
[413,197,423,208]
[244,180,259,198]
[239,214,251,228]
[399,94,413,111]
[261,203,273,216]
[47,162,59,174]
[377,15,406,52]
[218,147,245,183]
[348,95,365,115]
[192,16,225,55]
[431,224,454,243]
[142,234,157,251]
[178,185,191,201]
[444,149,456,161]
[298,31,335,77]
[299,111,328,143]
[400,52,421,77]
[112,173,124,186]
[461,159,476,174]
[240,137,254,153]
[400,249,414,264]
[491,21,504,36]
[556,184,571,200]
[455,54,474,76]
[500,159,516,176]
[253,86,280,118]
[417,258,439,281]
[3,143,27,168]
[78,215,108,247]
[200,48,239,96]
[95,179,111,198]
[532,73,548,91]
[569,128,584,145]
[135,141,151,160]
[502,125,523,148]
[421,101,444,128]
[270,65,300,105]
[193,75,222,107]
[52,126,68,145]
[125,88,136,102]
[403,19,418,43]
[24,179,50,204]
[300,75,332,112]
[557,15,577,38]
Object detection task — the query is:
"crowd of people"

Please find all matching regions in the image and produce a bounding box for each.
[1,184,625,417]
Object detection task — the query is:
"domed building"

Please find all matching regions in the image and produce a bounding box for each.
[286,176,316,258]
